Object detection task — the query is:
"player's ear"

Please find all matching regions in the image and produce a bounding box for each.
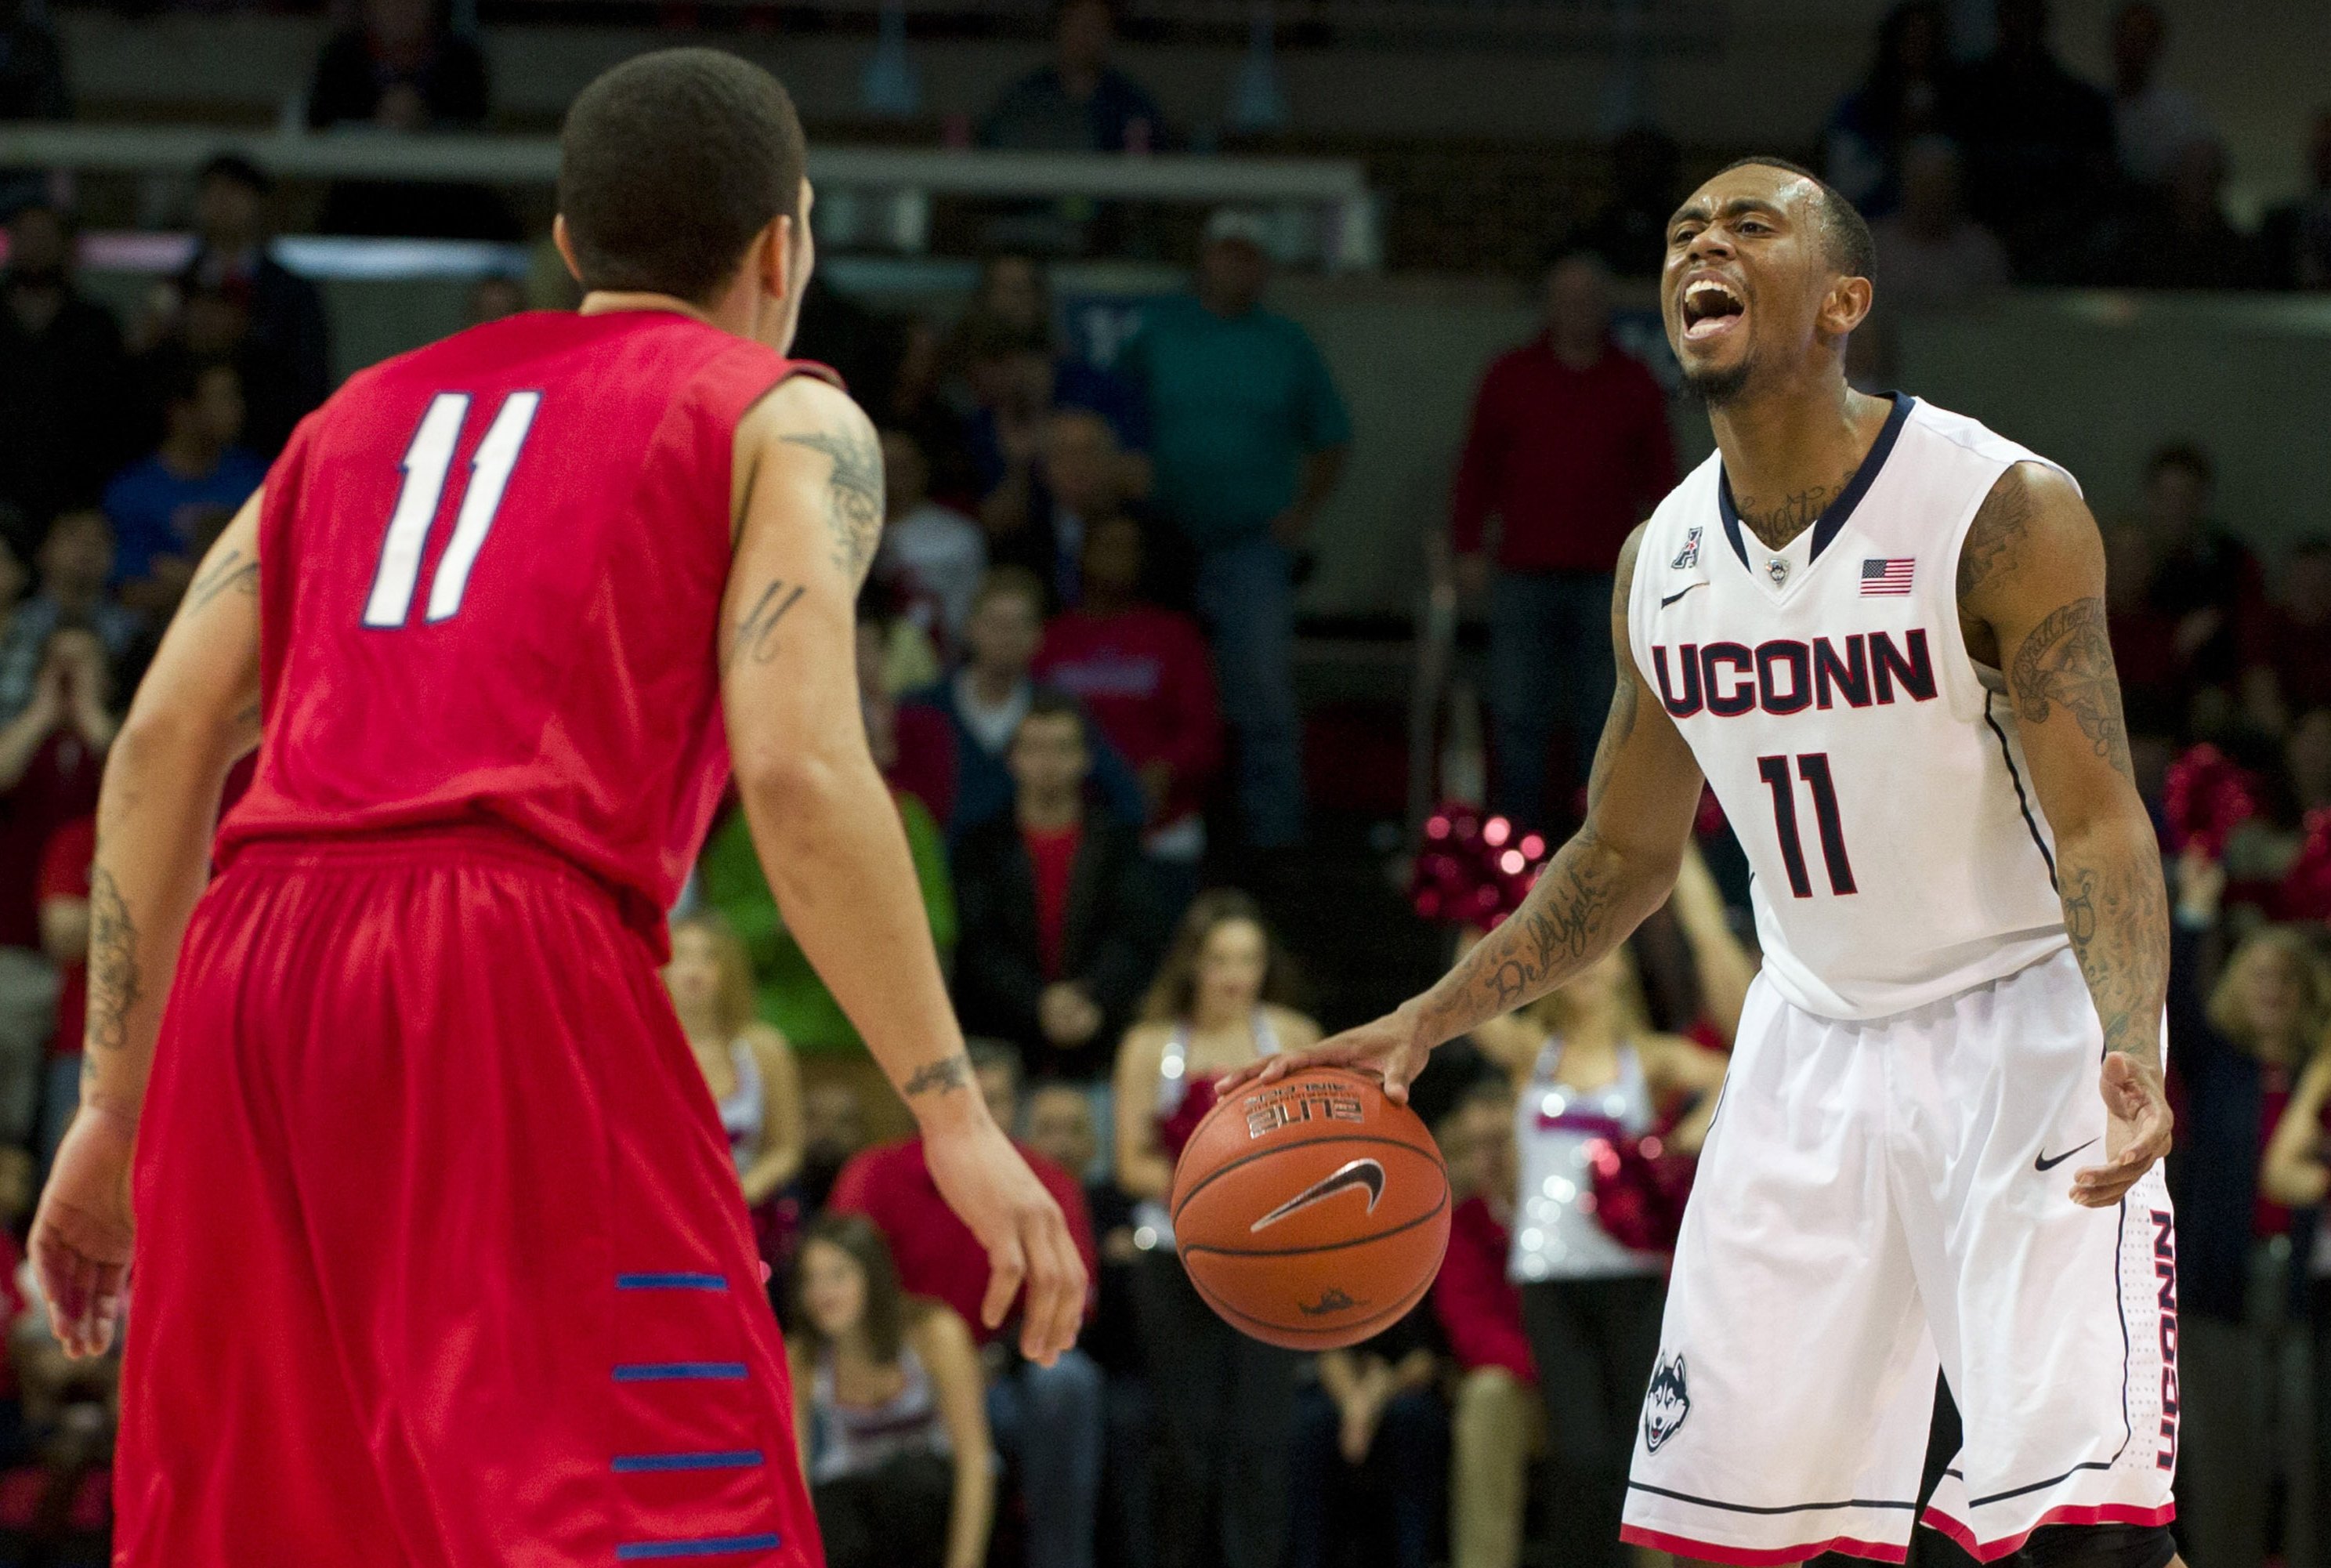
[1821,273,1873,340]
[550,215,584,287]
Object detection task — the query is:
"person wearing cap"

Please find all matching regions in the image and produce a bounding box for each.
[1115,208,1349,851]
[178,153,331,454]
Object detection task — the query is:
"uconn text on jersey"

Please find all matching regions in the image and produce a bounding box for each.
[1649,628,1939,719]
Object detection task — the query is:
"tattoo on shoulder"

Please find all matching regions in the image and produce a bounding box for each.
[186,549,259,615]
[902,1052,972,1099]
[2007,596,2133,779]
[87,867,140,1055]
[781,423,884,582]
[1956,465,2036,603]
[725,580,807,670]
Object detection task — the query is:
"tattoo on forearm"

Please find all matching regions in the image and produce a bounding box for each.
[781,426,885,582]
[2008,597,2133,779]
[86,867,140,1056]
[186,549,259,615]
[1433,826,1627,1031]
[902,1052,972,1099]
[726,581,806,670]
[2058,846,2170,1065]
[1956,465,2033,601]
[1587,663,1638,810]
[1734,468,1857,552]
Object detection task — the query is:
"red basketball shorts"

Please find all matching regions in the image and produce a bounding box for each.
[115,827,823,1567]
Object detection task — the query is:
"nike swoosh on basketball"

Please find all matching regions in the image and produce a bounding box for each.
[1660,583,1707,608]
[2034,1139,2098,1172]
[1251,1158,1385,1233]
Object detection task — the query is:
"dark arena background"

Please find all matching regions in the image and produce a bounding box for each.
[0,0,2327,1563]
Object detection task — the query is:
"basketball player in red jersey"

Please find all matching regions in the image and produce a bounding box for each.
[25,49,1084,1566]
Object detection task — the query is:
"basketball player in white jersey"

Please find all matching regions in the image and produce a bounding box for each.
[1232,158,2181,1568]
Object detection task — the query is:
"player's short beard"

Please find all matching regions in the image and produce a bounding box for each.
[1683,357,1755,407]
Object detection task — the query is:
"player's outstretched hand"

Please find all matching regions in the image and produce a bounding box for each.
[31,1103,137,1360]
[2072,1051,2174,1209]
[1217,1001,1437,1105]
[922,1114,1088,1367]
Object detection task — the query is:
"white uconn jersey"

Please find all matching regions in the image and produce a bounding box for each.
[1627,394,2071,1019]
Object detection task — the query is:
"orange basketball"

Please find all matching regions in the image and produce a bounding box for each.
[1168,1066,1452,1350]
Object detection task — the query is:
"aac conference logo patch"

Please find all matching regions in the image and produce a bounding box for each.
[1643,1353,1691,1452]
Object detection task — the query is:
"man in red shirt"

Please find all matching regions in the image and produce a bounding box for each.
[1450,252,1676,827]
[830,1041,1105,1568]
[1036,510,1220,910]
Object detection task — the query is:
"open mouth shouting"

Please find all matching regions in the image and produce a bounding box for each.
[1680,276,1746,342]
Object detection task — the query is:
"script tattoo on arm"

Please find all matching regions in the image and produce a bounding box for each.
[184,548,259,616]
[901,1052,972,1100]
[724,581,806,671]
[780,425,885,583]
[2008,597,2133,779]
[1956,462,2033,601]
[85,867,140,1057]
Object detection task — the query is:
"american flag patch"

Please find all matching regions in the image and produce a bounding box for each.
[1861,557,1915,596]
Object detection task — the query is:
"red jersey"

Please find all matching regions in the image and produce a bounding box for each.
[217,310,832,949]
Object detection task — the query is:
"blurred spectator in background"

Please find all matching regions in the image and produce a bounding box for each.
[0,625,113,1147]
[2260,109,2331,291]
[698,614,957,1055]
[179,154,331,454]
[1290,1308,1449,1568]
[1948,0,2115,279]
[953,693,1164,1084]
[789,1214,994,1568]
[794,274,913,425]
[1434,1080,1544,1568]
[0,205,131,545]
[1868,138,2011,312]
[2242,537,2331,734]
[103,354,265,618]
[2108,2,2213,191]
[982,0,1164,155]
[970,252,1051,341]
[878,428,986,654]
[464,273,527,327]
[0,512,138,723]
[664,912,802,1260]
[1468,946,1728,1568]
[1451,252,1674,830]
[1574,125,1684,279]
[797,1081,867,1217]
[2090,136,2271,289]
[904,567,1146,838]
[2134,441,2264,722]
[856,593,961,828]
[1113,891,1319,1568]
[1120,210,1347,850]
[2258,936,2331,1568]
[31,813,89,1164]
[2103,517,2181,727]
[1823,0,1955,213]
[2173,848,2327,1568]
[1037,510,1218,913]
[307,0,510,240]
[830,1043,1104,1568]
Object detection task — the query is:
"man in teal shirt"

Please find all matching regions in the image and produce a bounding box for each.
[1117,209,1349,848]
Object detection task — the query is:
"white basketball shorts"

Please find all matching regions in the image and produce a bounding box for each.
[1620,946,2177,1564]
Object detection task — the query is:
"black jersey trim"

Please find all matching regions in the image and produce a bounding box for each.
[1716,392,1915,573]
[1983,693,2058,892]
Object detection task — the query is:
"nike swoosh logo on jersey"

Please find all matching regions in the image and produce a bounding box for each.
[1659,583,1707,608]
[2034,1139,2098,1172]
[1250,1158,1384,1233]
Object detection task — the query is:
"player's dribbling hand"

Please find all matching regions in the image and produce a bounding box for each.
[922,1114,1089,1367]
[1217,1000,1438,1105]
[2072,1050,2174,1209]
[30,1103,137,1360]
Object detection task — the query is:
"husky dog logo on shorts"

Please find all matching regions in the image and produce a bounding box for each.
[1671,527,1702,570]
[1642,1353,1690,1451]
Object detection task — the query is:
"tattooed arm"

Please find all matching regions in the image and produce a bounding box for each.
[722,376,1085,1362]
[1231,523,1707,1100]
[1959,462,2171,1208]
[32,496,262,1358]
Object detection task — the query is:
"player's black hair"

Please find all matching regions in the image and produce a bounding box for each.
[557,48,806,306]
[1711,154,1877,282]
